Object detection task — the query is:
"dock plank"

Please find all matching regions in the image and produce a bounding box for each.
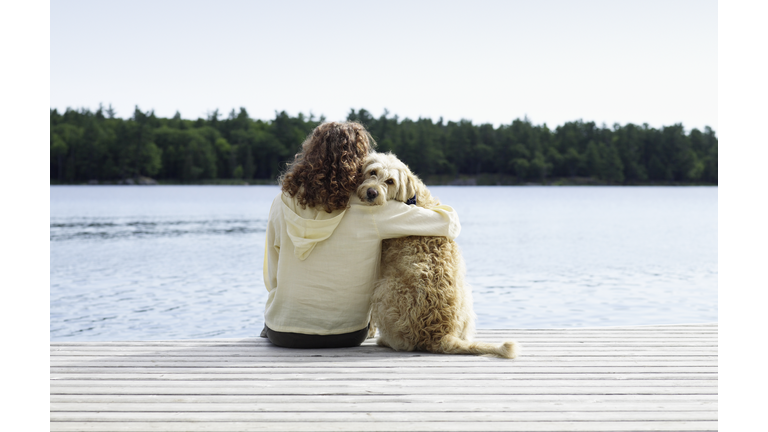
[50,420,719,432]
[50,324,718,431]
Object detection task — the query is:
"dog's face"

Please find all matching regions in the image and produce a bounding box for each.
[357,152,418,206]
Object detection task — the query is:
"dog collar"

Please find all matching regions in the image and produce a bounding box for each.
[405,195,417,205]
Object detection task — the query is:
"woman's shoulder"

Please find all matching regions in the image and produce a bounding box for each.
[277,192,349,221]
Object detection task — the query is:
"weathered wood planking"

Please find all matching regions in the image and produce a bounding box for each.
[51,323,718,432]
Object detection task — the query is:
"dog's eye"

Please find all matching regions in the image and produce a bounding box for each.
[370,170,377,177]
[386,179,394,185]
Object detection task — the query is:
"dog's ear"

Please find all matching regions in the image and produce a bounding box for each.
[397,168,418,203]
[396,169,409,202]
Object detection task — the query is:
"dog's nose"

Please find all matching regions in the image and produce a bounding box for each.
[367,188,378,199]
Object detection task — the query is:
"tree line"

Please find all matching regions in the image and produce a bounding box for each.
[50,106,718,184]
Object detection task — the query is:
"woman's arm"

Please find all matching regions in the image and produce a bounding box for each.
[373,201,461,240]
[263,198,280,293]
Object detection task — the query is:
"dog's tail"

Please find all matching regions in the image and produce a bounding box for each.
[439,335,520,359]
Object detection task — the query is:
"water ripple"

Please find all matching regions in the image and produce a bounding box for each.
[50,218,267,241]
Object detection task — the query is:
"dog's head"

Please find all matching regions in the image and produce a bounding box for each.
[356,152,420,206]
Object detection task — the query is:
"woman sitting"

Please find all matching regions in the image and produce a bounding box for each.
[262,121,460,348]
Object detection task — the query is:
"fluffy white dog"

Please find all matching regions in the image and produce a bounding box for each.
[357,152,519,358]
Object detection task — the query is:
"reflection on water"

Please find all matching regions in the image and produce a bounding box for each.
[50,185,717,341]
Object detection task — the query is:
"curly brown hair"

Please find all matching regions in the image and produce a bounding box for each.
[279,121,376,213]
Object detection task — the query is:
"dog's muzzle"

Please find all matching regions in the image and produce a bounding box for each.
[366,188,378,200]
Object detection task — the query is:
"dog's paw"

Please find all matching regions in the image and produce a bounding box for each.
[367,324,377,339]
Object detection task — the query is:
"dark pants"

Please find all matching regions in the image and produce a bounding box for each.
[261,324,369,348]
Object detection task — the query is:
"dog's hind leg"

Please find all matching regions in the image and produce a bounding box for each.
[375,336,392,349]
[438,335,520,359]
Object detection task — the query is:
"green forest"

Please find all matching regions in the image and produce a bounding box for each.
[50,106,718,185]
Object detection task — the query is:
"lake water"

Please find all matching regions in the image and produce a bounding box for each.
[50,186,717,341]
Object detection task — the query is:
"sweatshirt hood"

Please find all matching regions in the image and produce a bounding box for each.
[280,198,346,261]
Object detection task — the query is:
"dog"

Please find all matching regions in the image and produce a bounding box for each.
[357,152,519,358]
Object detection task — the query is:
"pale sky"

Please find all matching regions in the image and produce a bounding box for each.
[51,0,718,131]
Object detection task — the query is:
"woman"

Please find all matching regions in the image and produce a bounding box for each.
[262,121,460,348]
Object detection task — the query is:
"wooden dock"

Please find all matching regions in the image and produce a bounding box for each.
[50,323,717,431]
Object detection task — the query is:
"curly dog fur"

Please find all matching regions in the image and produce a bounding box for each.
[357,152,519,359]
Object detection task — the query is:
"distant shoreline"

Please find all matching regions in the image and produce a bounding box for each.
[50,175,717,187]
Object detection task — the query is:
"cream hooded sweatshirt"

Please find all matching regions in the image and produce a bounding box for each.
[263,192,461,335]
